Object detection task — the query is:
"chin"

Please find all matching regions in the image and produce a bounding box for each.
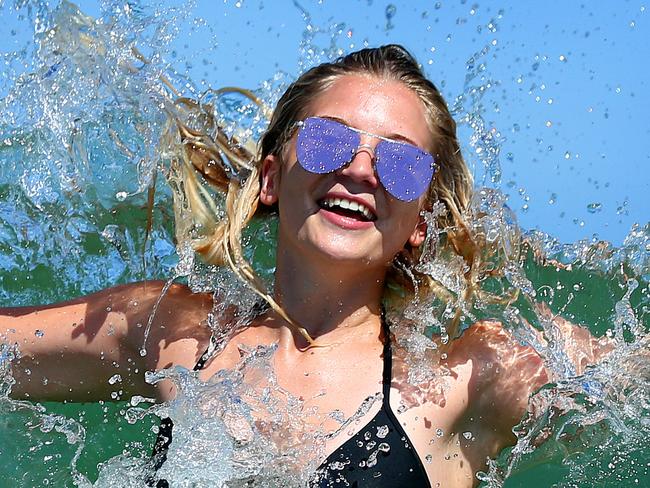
[311,234,388,268]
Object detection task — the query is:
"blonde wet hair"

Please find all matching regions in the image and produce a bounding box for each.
[163,45,487,344]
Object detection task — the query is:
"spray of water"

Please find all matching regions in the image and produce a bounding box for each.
[0,1,647,486]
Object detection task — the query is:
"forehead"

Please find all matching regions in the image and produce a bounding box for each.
[305,74,432,151]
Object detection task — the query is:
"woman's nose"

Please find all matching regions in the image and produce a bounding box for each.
[337,142,379,189]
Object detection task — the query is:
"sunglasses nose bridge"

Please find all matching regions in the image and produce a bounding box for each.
[354,143,376,161]
[337,139,379,189]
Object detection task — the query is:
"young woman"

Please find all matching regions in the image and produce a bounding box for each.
[1,45,610,487]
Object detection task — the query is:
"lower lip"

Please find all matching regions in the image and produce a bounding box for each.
[319,208,375,230]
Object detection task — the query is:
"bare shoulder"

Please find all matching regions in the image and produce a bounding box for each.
[112,281,216,371]
[389,322,543,486]
[446,321,549,446]
[409,322,550,485]
[449,320,549,402]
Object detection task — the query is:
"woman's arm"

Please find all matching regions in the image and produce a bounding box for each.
[1,281,213,402]
[448,313,615,477]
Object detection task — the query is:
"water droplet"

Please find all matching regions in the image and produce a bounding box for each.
[115,191,128,201]
[34,329,44,338]
[376,425,389,438]
[378,442,390,452]
[436,428,444,437]
[139,348,147,357]
[385,4,397,30]
[587,202,602,213]
[108,374,122,385]
[559,54,567,62]
[463,431,472,439]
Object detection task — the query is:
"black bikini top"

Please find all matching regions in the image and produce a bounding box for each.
[310,319,431,487]
[151,318,431,487]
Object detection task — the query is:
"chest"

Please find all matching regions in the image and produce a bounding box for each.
[194,338,481,487]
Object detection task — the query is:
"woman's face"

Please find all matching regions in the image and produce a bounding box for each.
[260,74,432,272]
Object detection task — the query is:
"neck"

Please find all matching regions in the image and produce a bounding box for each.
[272,245,387,347]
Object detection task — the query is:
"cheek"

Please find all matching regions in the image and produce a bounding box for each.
[394,197,423,224]
[394,202,425,244]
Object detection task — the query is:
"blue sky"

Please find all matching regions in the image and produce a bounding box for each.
[2,0,648,245]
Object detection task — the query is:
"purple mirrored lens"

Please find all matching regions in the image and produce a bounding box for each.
[375,142,435,201]
[296,117,358,174]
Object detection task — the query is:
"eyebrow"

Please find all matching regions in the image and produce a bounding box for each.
[318,115,422,148]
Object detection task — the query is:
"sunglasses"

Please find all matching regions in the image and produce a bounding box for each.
[295,116,436,202]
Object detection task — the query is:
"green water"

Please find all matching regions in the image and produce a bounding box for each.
[0,401,157,486]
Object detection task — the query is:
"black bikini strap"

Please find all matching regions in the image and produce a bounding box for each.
[380,313,392,402]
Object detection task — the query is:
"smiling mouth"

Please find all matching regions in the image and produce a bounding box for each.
[318,196,377,222]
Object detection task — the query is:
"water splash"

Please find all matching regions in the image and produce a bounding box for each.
[0,1,647,487]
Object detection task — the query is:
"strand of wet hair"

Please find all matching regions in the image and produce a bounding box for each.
[168,92,320,347]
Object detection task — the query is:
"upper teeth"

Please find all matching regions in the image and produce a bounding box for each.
[322,197,375,220]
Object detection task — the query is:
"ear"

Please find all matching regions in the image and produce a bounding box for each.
[259,154,282,206]
[408,212,427,248]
